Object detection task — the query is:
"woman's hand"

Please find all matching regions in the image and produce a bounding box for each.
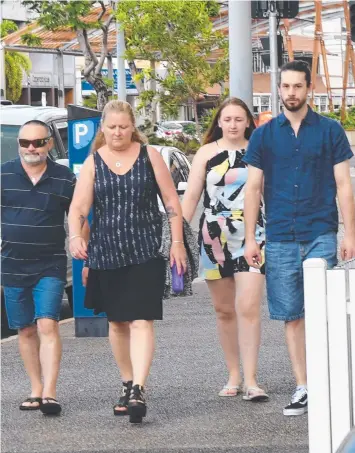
[170,242,187,275]
[69,236,88,261]
[82,266,89,287]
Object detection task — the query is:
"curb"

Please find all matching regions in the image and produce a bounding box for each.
[1,317,74,344]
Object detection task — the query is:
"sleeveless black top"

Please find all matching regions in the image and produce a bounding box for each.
[86,145,162,269]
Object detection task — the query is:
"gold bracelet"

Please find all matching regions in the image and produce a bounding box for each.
[69,234,81,242]
[172,240,184,244]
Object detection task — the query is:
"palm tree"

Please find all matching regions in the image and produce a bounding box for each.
[1,20,32,103]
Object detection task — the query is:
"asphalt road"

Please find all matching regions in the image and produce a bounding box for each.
[1,282,308,453]
[2,154,355,453]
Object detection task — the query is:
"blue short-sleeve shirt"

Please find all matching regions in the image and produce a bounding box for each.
[242,107,353,242]
[1,158,76,287]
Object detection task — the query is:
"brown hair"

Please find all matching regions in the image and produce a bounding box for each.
[91,100,147,152]
[203,97,256,145]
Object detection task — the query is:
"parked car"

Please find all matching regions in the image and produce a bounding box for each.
[154,120,199,141]
[154,145,191,196]
[0,107,191,333]
[154,121,183,140]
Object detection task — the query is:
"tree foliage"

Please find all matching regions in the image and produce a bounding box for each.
[1,20,31,102]
[1,20,18,38]
[22,0,114,110]
[116,0,228,124]
[21,33,43,47]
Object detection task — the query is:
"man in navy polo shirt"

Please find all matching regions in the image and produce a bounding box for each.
[243,61,355,416]
[1,120,77,415]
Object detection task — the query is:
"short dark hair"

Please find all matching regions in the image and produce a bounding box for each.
[279,60,311,87]
[19,120,52,137]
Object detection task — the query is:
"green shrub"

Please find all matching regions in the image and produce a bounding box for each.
[321,108,355,130]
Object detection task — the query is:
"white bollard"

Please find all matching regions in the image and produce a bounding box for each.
[304,258,355,453]
[326,268,351,451]
[304,258,332,453]
[350,268,355,423]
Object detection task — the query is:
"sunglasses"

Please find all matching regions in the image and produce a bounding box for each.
[18,137,51,148]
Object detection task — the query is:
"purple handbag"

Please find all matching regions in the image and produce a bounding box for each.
[171,262,184,293]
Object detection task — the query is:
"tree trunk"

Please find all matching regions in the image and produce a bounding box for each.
[127,60,145,94]
[91,76,109,111]
[77,29,109,111]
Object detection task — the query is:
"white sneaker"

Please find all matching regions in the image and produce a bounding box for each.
[283,387,308,416]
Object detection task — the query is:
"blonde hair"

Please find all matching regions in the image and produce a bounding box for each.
[91,100,147,152]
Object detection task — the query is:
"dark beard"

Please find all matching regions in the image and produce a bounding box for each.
[283,97,307,112]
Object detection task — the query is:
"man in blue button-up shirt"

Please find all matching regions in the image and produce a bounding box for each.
[243,60,355,417]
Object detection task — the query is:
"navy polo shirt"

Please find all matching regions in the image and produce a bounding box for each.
[243,107,353,242]
[1,158,76,287]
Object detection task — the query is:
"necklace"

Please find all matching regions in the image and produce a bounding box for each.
[109,149,123,168]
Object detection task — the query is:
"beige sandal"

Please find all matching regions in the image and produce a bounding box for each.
[218,385,241,397]
[243,386,269,402]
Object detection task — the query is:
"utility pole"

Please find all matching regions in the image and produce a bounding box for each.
[114,0,126,101]
[269,1,279,117]
[229,0,253,112]
[0,42,6,100]
[252,1,299,116]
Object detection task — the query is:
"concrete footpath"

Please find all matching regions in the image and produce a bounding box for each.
[1,282,307,453]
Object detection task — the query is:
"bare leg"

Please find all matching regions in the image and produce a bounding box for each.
[109,321,133,382]
[285,318,307,386]
[18,324,43,407]
[37,318,62,399]
[129,320,155,387]
[235,272,264,388]
[207,277,241,388]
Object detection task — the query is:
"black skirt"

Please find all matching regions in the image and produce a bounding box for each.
[84,258,165,322]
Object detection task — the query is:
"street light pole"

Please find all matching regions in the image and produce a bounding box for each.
[114,0,126,101]
[269,1,279,117]
[116,20,126,101]
[229,0,253,112]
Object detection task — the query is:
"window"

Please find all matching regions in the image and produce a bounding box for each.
[169,154,185,188]
[261,96,270,110]
[0,125,20,164]
[173,151,190,181]
[53,121,68,157]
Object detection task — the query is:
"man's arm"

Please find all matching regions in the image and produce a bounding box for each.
[334,160,355,260]
[244,165,264,267]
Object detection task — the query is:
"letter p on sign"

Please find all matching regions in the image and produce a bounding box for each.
[75,123,88,145]
[72,120,95,150]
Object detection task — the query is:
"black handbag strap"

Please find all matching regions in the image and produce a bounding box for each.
[144,144,167,213]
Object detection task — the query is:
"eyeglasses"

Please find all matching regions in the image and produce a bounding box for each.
[18,137,51,148]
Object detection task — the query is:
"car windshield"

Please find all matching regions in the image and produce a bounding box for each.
[162,122,182,130]
[0,125,20,164]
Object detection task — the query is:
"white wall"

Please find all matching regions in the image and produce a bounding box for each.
[1,0,35,23]
[21,53,76,89]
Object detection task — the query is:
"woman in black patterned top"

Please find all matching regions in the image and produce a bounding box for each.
[68,100,186,423]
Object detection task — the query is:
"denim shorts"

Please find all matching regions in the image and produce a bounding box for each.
[3,277,65,330]
[265,232,338,322]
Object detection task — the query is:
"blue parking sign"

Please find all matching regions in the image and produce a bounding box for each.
[67,105,107,337]
[72,120,96,150]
